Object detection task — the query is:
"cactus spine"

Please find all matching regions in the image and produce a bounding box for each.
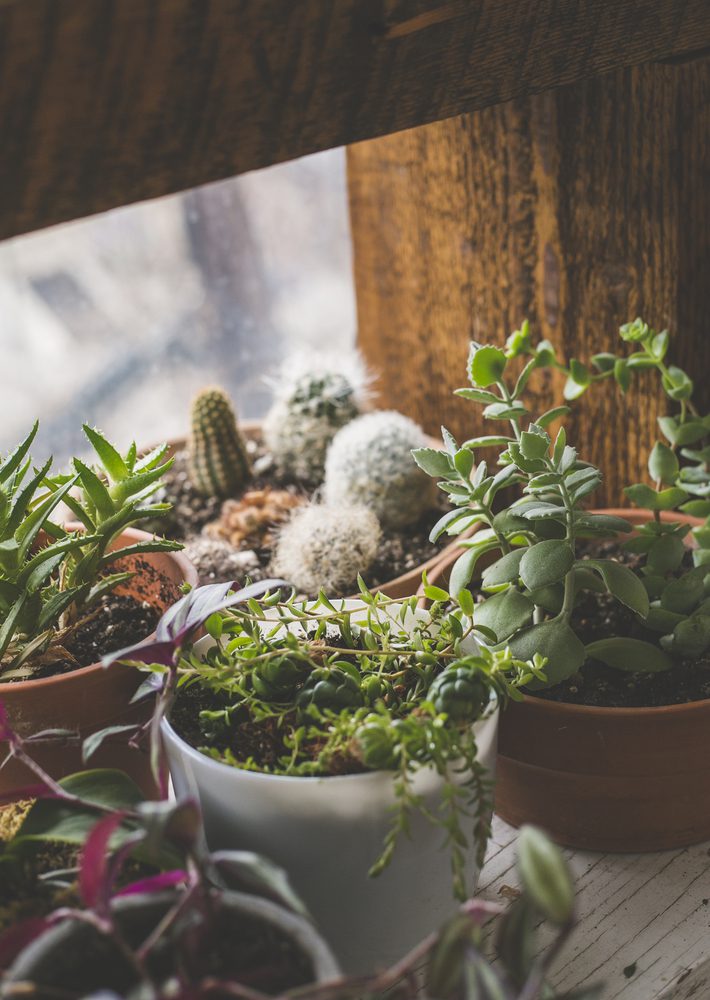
[271,503,382,597]
[188,387,251,499]
[263,366,365,483]
[324,411,437,529]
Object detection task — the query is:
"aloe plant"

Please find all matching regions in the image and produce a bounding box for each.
[0,424,180,679]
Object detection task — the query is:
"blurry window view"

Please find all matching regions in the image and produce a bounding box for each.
[0,148,355,463]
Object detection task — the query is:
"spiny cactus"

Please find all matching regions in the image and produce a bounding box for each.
[188,387,251,499]
[323,411,437,529]
[271,503,382,597]
[263,356,367,483]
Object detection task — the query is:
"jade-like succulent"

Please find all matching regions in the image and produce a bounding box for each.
[413,319,710,686]
[188,387,251,499]
[263,366,364,483]
[324,411,437,529]
[270,503,381,597]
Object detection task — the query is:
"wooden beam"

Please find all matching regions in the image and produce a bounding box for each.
[349,57,710,505]
[1,0,710,239]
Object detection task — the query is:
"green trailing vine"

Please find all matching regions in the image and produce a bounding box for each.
[165,584,545,900]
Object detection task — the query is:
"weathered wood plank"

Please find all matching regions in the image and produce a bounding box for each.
[483,816,710,999]
[1,0,710,239]
[350,56,710,505]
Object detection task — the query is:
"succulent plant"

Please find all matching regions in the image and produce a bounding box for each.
[270,503,381,597]
[182,536,260,585]
[188,387,251,499]
[263,362,365,483]
[205,487,303,550]
[0,423,179,679]
[324,411,438,529]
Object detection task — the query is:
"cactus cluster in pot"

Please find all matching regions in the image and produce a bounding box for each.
[162,354,452,599]
[413,319,710,687]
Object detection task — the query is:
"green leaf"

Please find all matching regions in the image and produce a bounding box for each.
[462,435,513,449]
[457,588,475,617]
[648,442,679,485]
[517,825,575,925]
[469,345,507,387]
[424,584,450,603]
[519,540,574,591]
[0,422,38,485]
[590,353,617,373]
[658,417,707,447]
[412,447,453,478]
[0,594,27,659]
[428,508,476,543]
[474,589,533,642]
[585,559,649,617]
[483,402,528,421]
[454,448,474,479]
[651,330,669,360]
[517,502,566,521]
[519,430,550,461]
[586,637,672,673]
[481,548,525,588]
[74,459,115,519]
[662,365,693,401]
[450,543,498,597]
[575,512,633,535]
[680,500,710,518]
[646,534,685,573]
[83,425,129,482]
[613,358,631,393]
[508,621,586,687]
[624,483,689,511]
[645,607,684,633]
[455,387,501,405]
[537,405,571,429]
[661,572,706,614]
[664,615,710,657]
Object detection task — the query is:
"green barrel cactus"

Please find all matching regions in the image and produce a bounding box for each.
[187,387,251,499]
[270,502,381,597]
[323,410,437,529]
[263,368,364,483]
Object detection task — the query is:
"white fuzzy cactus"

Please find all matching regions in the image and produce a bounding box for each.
[263,353,368,483]
[271,503,381,597]
[324,411,437,529]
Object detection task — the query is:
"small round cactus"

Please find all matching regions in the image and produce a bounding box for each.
[263,362,366,483]
[323,411,437,529]
[188,387,251,499]
[270,503,381,597]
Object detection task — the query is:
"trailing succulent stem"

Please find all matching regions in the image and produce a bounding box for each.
[188,386,251,499]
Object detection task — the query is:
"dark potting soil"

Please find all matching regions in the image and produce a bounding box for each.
[530,540,710,708]
[155,439,445,596]
[21,593,161,682]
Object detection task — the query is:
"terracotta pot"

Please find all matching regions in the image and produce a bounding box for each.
[162,427,471,600]
[422,508,710,852]
[0,527,198,796]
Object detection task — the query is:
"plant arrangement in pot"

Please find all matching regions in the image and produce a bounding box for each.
[151,353,461,599]
[0,423,196,794]
[0,689,588,1000]
[414,318,710,851]
[104,577,544,973]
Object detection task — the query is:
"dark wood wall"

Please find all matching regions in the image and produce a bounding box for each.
[1,0,710,239]
[349,57,710,504]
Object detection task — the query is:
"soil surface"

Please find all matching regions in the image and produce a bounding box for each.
[530,540,710,708]
[14,593,161,682]
[155,435,445,596]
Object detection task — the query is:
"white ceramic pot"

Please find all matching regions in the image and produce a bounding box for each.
[161,603,499,974]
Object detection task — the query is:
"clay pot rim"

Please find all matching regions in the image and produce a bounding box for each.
[0,526,197,693]
[425,505,710,718]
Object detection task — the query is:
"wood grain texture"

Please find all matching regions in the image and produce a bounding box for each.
[483,816,710,999]
[349,58,710,505]
[2,0,710,238]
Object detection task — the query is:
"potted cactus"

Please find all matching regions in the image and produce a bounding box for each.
[150,356,469,599]
[415,319,710,851]
[0,423,196,795]
[104,579,542,973]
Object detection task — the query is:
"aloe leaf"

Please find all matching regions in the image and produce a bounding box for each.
[6,458,53,537]
[83,425,129,482]
[0,422,38,485]
[74,460,115,520]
